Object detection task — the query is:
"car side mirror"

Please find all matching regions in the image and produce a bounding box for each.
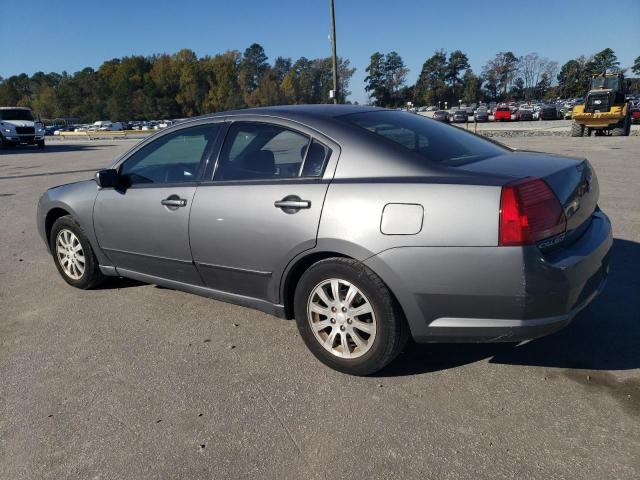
[95,169,121,189]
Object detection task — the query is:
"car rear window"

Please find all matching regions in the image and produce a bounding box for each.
[341,110,507,166]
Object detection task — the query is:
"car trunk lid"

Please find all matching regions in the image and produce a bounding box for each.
[458,151,599,247]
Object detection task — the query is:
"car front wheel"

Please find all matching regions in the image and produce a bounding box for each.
[50,215,105,289]
[294,258,409,375]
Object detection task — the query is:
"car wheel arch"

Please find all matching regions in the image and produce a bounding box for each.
[280,250,410,331]
[281,251,349,319]
[45,207,72,249]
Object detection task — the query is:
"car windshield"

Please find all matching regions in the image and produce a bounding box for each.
[342,110,508,166]
[0,109,34,121]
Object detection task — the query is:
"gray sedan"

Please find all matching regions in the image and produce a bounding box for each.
[37,105,612,375]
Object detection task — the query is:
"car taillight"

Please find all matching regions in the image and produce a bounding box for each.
[499,177,566,246]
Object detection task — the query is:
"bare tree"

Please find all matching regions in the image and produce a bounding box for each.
[518,53,558,99]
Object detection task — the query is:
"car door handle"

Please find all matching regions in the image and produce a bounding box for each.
[274,196,311,213]
[161,197,187,208]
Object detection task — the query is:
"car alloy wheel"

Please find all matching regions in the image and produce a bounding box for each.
[307,278,377,359]
[56,228,86,280]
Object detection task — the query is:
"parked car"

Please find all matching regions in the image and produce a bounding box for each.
[54,125,77,135]
[630,105,640,124]
[0,107,46,148]
[37,105,612,375]
[451,110,468,123]
[539,105,560,120]
[494,106,511,121]
[474,109,489,122]
[516,109,534,121]
[432,110,450,123]
[45,125,61,136]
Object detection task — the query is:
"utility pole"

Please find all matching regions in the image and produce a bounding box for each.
[329,0,339,104]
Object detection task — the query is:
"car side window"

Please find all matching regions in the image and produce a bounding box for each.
[216,122,312,181]
[301,140,331,177]
[120,124,219,185]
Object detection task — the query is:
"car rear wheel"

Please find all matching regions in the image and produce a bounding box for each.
[50,215,105,289]
[294,257,409,375]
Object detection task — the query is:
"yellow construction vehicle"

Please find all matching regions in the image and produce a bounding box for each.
[571,72,631,136]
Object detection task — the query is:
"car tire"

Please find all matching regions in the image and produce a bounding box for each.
[50,215,106,289]
[37,140,45,149]
[294,257,409,375]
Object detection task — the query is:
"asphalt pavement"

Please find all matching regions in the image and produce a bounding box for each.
[1,136,638,479]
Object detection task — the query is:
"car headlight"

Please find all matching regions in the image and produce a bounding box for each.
[3,128,11,133]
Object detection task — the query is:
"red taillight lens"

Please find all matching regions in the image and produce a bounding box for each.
[499,178,566,246]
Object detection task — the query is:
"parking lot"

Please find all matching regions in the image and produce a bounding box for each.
[1,136,639,479]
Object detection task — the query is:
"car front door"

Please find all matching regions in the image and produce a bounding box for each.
[189,120,338,302]
[94,122,223,284]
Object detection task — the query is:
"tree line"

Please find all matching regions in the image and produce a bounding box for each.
[1,44,638,120]
[366,48,640,107]
[0,43,355,122]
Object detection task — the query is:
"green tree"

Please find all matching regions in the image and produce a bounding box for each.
[413,50,447,106]
[202,51,243,113]
[149,55,181,119]
[446,50,470,103]
[364,52,387,106]
[510,77,525,100]
[173,49,206,118]
[557,59,584,98]
[590,48,619,73]
[461,69,482,104]
[633,56,640,76]
[273,56,292,83]
[384,52,408,107]
[239,43,269,101]
[482,52,519,98]
[536,73,552,98]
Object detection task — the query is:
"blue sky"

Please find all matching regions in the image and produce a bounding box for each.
[1,0,638,103]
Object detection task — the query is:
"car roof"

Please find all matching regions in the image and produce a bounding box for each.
[170,104,389,144]
[193,104,381,120]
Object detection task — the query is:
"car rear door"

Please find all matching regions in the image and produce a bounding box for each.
[189,118,339,303]
[93,121,223,284]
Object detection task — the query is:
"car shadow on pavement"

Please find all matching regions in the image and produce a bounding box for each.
[378,238,640,377]
[0,143,117,155]
[93,277,146,290]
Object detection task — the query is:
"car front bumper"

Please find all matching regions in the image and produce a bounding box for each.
[365,210,612,343]
[2,134,44,144]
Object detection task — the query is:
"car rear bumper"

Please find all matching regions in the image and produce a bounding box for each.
[365,210,612,343]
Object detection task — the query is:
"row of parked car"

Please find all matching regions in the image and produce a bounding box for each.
[45,119,180,135]
[424,99,590,124]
